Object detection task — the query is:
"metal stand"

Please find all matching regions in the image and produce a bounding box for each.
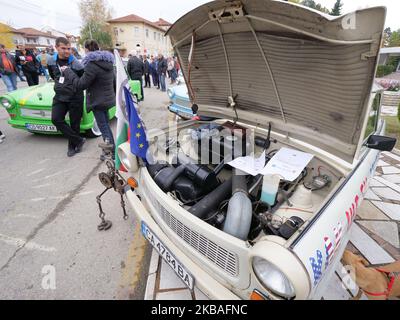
[95,144,129,231]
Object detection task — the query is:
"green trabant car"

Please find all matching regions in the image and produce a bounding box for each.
[0,80,142,137]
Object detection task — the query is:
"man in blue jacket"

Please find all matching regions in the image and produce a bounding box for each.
[48,37,86,157]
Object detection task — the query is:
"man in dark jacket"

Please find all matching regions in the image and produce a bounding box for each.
[127,52,144,101]
[62,40,116,161]
[15,45,40,86]
[0,44,18,92]
[157,54,168,92]
[48,37,86,157]
[143,56,151,88]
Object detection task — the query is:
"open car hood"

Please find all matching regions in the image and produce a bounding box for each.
[166,0,386,163]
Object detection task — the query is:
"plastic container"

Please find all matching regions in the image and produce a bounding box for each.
[260,174,281,206]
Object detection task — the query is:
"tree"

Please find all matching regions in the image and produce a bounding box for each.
[388,29,400,47]
[0,23,15,49]
[78,0,114,49]
[330,0,343,16]
[300,0,330,14]
[383,27,392,47]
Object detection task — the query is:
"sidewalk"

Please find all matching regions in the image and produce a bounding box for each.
[144,151,400,300]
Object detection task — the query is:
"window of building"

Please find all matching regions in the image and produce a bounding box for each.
[114,27,119,37]
[135,27,139,36]
[146,29,149,38]
[154,32,156,40]
[47,39,50,45]
[158,33,161,42]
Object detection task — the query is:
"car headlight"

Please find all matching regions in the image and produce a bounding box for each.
[117,142,139,173]
[1,98,12,109]
[167,88,175,99]
[252,257,296,299]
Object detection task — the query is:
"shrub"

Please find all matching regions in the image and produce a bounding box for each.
[376,64,396,78]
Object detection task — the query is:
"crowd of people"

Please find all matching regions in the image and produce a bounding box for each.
[1,39,180,157]
[127,52,180,100]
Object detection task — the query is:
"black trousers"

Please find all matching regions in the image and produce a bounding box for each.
[152,72,159,87]
[132,76,144,101]
[144,73,151,88]
[24,72,39,86]
[51,98,83,149]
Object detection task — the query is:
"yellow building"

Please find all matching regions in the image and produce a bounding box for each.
[108,14,173,57]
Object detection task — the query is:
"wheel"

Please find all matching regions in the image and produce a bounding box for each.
[85,119,102,138]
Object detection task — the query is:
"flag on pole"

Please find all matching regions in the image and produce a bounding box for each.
[114,49,130,171]
[123,87,149,161]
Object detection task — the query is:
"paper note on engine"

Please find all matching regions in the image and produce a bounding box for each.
[260,147,314,181]
[228,151,266,176]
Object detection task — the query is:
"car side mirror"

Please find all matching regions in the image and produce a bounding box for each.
[192,104,199,115]
[365,135,396,152]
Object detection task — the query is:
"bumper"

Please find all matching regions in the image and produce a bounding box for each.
[7,118,93,133]
[125,189,240,300]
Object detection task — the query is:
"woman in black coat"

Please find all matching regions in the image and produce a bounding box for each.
[62,40,116,160]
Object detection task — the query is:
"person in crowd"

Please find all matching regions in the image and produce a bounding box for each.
[14,46,26,82]
[143,55,151,88]
[61,39,116,161]
[15,45,40,86]
[0,44,18,92]
[0,129,5,143]
[71,47,82,60]
[127,50,144,101]
[36,49,51,81]
[48,37,86,157]
[150,56,159,89]
[157,53,168,92]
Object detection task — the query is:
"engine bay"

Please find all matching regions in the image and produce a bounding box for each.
[145,120,344,242]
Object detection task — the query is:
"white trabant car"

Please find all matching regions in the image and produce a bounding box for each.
[118,0,396,300]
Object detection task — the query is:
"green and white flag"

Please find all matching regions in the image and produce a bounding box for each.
[114,49,129,171]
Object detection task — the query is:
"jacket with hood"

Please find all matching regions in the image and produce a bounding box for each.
[15,50,40,74]
[63,50,115,113]
[48,53,84,102]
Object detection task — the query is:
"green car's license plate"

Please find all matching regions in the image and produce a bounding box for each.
[26,124,58,132]
[141,222,194,289]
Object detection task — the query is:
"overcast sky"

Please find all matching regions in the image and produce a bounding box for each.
[0,0,399,35]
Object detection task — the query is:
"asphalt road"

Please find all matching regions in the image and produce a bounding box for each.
[0,78,171,299]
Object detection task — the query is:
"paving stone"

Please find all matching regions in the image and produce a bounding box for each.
[380,174,400,184]
[148,249,160,275]
[322,273,352,300]
[156,289,193,300]
[357,201,389,220]
[145,273,157,300]
[377,160,390,167]
[349,223,395,265]
[194,287,210,300]
[371,201,400,221]
[382,152,400,163]
[381,166,400,175]
[358,221,400,248]
[335,263,359,297]
[374,176,400,193]
[364,189,381,201]
[372,187,400,201]
[369,179,385,187]
[159,259,187,290]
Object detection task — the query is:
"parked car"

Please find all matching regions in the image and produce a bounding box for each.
[0,80,142,137]
[118,0,394,300]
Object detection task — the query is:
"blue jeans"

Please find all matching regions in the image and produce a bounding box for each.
[93,110,115,146]
[1,73,17,92]
[159,74,166,92]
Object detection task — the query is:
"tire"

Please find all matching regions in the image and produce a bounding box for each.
[85,119,102,138]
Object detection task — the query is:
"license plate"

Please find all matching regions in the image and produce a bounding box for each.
[26,124,58,132]
[141,222,194,289]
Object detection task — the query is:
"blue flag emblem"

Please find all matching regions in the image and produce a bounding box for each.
[124,87,148,161]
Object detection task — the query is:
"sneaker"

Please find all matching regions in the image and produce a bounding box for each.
[75,138,86,153]
[100,153,106,161]
[67,148,77,157]
[0,134,5,140]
